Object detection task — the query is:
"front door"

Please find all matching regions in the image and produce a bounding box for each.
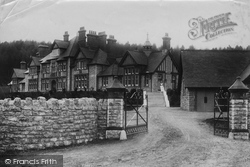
[197,90,214,112]
[51,80,57,92]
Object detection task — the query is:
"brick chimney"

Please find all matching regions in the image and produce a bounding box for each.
[107,35,117,56]
[78,27,86,47]
[20,61,27,70]
[98,31,107,51]
[87,30,98,49]
[63,31,69,42]
[162,33,171,50]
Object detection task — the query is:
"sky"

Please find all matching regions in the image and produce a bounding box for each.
[0,0,249,49]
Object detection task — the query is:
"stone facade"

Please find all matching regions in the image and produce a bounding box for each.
[229,99,249,140]
[0,97,107,153]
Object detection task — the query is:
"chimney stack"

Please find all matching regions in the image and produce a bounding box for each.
[78,27,86,47]
[87,30,99,49]
[107,35,117,56]
[37,45,50,57]
[20,61,27,70]
[63,31,69,42]
[162,33,171,50]
[98,31,107,51]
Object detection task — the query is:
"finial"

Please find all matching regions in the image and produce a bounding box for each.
[147,33,149,41]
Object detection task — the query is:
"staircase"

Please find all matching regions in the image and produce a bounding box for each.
[147,92,166,107]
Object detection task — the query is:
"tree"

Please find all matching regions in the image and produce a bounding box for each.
[188,45,195,50]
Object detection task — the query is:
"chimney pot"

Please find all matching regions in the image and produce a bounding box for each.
[98,31,106,36]
[109,35,114,39]
[79,27,85,31]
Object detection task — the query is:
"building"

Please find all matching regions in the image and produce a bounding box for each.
[10,61,27,92]
[9,27,179,93]
[181,50,250,112]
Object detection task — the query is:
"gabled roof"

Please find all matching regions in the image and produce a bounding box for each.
[60,36,79,59]
[128,51,147,65]
[40,49,60,63]
[98,62,124,76]
[169,50,181,72]
[79,47,95,59]
[30,57,42,66]
[12,68,26,79]
[89,49,109,65]
[147,51,166,73]
[53,40,69,49]
[120,51,147,66]
[182,50,250,88]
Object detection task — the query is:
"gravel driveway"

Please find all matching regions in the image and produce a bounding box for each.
[22,105,250,167]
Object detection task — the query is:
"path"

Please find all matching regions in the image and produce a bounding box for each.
[23,93,250,166]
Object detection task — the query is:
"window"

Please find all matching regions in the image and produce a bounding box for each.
[46,64,50,73]
[30,67,37,75]
[58,62,67,72]
[76,60,87,70]
[102,77,108,87]
[13,79,17,85]
[41,79,50,91]
[29,79,37,91]
[42,64,50,73]
[51,63,56,73]
[63,62,66,71]
[124,67,139,87]
[135,75,139,86]
[83,61,87,69]
[158,73,163,81]
[75,75,88,90]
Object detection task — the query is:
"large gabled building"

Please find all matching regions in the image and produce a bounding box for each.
[9,27,179,93]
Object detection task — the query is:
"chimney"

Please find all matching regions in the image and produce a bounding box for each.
[20,61,27,70]
[63,31,69,42]
[162,33,171,50]
[78,27,86,47]
[107,35,117,56]
[98,31,107,51]
[87,30,98,49]
[37,45,50,57]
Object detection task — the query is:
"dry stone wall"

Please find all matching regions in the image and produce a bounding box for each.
[0,97,107,153]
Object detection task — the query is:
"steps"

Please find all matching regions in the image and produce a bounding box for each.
[147,92,166,107]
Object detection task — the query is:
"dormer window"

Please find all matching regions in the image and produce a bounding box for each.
[76,60,87,70]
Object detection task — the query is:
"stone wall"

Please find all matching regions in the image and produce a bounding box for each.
[181,86,196,111]
[106,98,124,139]
[229,99,249,140]
[0,97,107,153]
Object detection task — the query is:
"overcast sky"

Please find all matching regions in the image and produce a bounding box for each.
[0,0,249,49]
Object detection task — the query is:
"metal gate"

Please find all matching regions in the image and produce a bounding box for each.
[124,90,148,135]
[214,89,230,137]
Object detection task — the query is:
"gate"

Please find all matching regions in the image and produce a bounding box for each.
[124,90,148,135]
[214,89,230,137]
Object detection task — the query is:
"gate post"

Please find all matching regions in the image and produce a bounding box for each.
[228,76,249,140]
[106,76,126,140]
